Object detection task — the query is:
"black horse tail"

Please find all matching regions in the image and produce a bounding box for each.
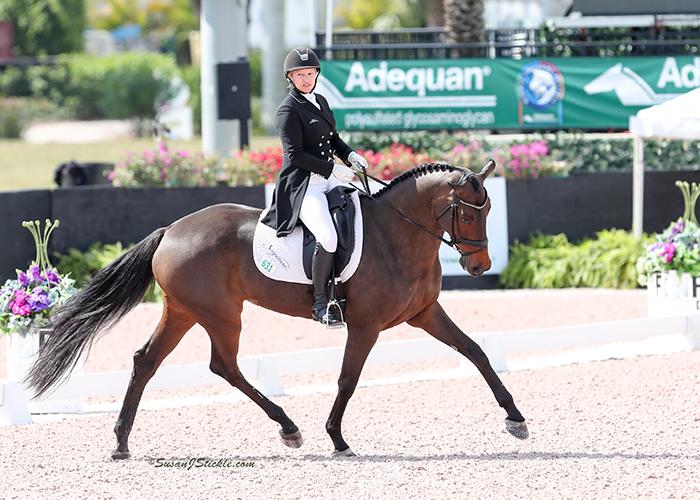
[26,227,167,398]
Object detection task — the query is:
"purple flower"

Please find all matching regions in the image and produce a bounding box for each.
[17,270,30,286]
[45,268,61,284]
[670,219,685,237]
[29,264,44,283]
[27,288,52,312]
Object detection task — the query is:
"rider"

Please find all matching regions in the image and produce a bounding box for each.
[261,47,369,328]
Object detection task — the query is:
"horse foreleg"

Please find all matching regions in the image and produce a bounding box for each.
[112,299,195,459]
[205,316,302,449]
[326,328,379,456]
[408,302,529,440]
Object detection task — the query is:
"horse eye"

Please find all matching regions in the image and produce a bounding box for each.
[461,214,474,223]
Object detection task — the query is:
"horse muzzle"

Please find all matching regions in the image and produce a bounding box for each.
[460,254,491,277]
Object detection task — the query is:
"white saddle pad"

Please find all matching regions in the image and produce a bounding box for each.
[253,190,363,284]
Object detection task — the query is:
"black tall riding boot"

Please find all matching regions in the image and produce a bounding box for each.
[311,243,344,328]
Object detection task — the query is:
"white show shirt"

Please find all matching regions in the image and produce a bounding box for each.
[302,92,321,110]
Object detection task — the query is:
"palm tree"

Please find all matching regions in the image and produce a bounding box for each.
[443,0,484,56]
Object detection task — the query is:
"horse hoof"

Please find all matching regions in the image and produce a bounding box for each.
[332,447,356,458]
[505,418,529,440]
[279,429,304,449]
[111,450,131,460]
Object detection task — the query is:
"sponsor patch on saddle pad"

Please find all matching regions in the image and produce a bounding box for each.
[253,191,363,284]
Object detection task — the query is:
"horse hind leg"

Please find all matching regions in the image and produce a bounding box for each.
[112,298,195,460]
[204,312,302,449]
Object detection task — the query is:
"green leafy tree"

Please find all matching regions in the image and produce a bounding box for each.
[336,0,427,29]
[88,0,198,34]
[0,0,86,56]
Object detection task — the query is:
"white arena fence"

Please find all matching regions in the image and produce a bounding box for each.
[2,313,699,426]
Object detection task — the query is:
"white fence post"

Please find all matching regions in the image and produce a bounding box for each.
[685,313,700,350]
[256,358,285,396]
[482,335,509,373]
[0,381,32,425]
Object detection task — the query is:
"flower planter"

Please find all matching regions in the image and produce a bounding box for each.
[4,327,86,415]
[6,328,45,382]
[647,271,700,317]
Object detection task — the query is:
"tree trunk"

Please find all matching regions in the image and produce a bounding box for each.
[425,0,445,27]
[444,0,484,57]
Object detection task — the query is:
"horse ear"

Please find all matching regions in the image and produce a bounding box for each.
[478,159,496,178]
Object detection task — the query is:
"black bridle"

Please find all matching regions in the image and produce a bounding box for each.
[436,186,490,256]
[351,165,490,258]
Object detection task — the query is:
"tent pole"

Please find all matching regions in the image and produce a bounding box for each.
[632,135,644,239]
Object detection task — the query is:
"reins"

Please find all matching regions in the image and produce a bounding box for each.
[348,163,490,256]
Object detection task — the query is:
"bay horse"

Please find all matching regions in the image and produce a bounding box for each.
[26,160,528,459]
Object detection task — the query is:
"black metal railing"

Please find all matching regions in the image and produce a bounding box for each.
[315,25,700,59]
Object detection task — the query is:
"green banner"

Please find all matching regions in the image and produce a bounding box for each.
[317,56,700,131]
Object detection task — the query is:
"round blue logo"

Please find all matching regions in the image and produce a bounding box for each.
[517,61,565,110]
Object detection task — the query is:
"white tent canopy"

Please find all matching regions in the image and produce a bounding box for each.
[628,87,700,237]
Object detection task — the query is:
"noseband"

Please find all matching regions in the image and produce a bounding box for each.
[436,187,489,256]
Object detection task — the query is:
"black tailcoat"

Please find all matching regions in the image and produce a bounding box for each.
[261,87,353,236]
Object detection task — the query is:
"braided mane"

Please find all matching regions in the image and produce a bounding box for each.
[374,163,468,198]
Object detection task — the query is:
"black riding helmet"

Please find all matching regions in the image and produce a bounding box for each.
[284,47,321,92]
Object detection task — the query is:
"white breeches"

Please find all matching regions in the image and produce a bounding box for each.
[299,172,344,253]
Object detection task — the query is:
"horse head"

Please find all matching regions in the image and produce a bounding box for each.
[439,159,495,277]
[583,63,624,95]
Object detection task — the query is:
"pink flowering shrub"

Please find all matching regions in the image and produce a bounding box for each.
[503,140,569,179]
[359,143,432,181]
[110,140,221,187]
[224,146,284,185]
[360,139,568,181]
[442,140,506,177]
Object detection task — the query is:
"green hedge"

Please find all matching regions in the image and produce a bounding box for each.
[8,53,179,121]
[499,230,651,289]
[55,243,162,302]
[344,131,700,173]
